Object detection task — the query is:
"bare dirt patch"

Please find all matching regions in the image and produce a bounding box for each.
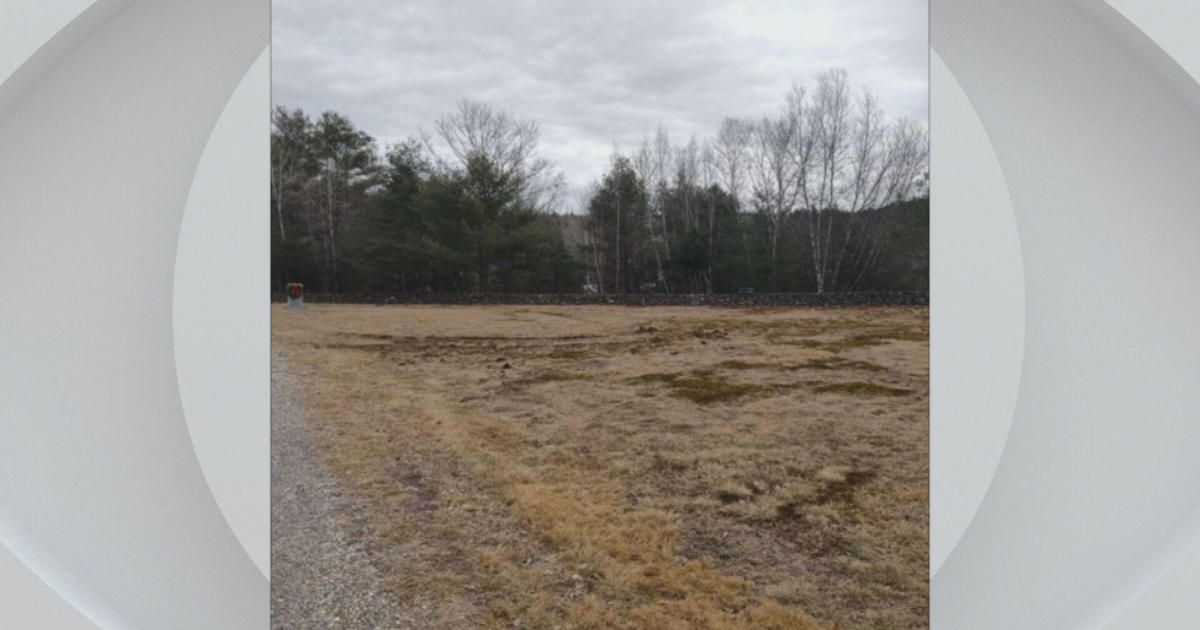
[273,304,928,629]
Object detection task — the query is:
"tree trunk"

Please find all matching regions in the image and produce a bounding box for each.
[706,192,715,293]
[614,190,622,294]
[646,206,666,291]
[275,188,287,242]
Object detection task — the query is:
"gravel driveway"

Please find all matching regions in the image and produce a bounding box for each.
[271,351,418,629]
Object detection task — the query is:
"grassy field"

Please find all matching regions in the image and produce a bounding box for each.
[273,304,928,629]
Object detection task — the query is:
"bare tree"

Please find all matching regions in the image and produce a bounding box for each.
[841,117,929,289]
[270,107,313,243]
[713,118,754,207]
[713,117,756,275]
[795,70,928,292]
[301,111,378,291]
[652,125,673,261]
[428,100,569,290]
[699,140,719,292]
[826,88,886,290]
[801,70,852,293]
[632,126,679,291]
[749,107,800,290]
[674,135,702,233]
[578,184,606,294]
[431,99,565,213]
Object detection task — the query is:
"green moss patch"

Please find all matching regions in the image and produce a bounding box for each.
[813,382,912,397]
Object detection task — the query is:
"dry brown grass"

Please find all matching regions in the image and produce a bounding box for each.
[274,304,928,629]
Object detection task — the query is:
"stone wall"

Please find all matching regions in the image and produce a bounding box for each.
[271,292,928,307]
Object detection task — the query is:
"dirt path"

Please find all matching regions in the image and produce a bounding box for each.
[270,350,422,629]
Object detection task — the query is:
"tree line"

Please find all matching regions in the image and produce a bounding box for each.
[272,69,928,295]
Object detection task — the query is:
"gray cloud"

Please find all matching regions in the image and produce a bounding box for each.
[273,0,927,204]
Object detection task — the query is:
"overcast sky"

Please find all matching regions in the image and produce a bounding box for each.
[273,0,927,206]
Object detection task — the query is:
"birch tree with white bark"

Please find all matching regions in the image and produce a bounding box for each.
[748,105,801,290]
[270,107,313,244]
[712,117,756,275]
[799,69,927,292]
